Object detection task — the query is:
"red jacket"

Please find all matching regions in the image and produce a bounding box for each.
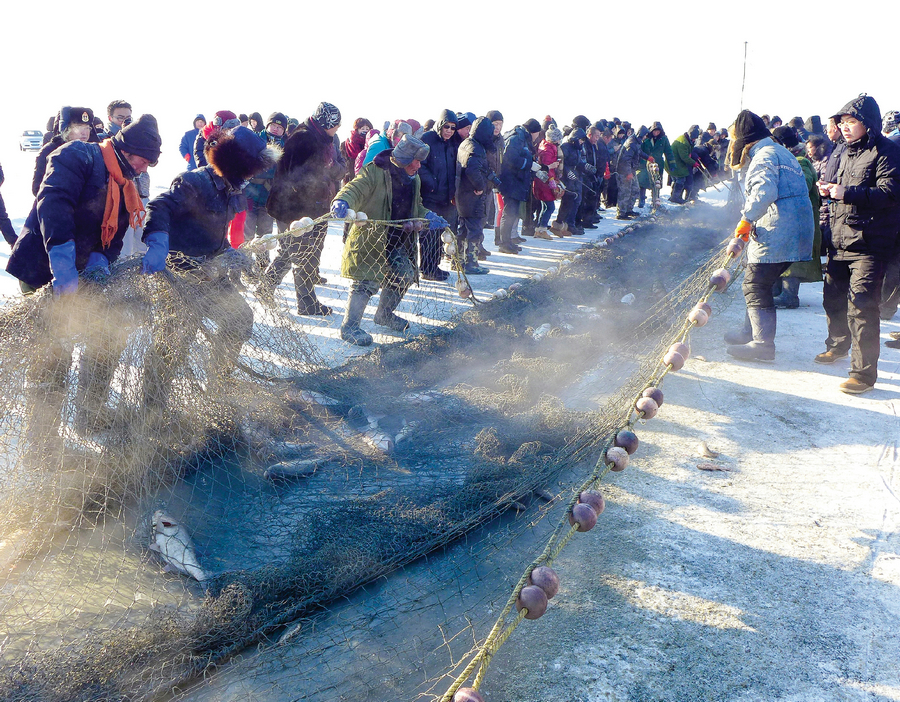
[532,140,559,202]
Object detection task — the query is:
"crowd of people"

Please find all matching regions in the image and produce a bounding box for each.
[0,94,898,414]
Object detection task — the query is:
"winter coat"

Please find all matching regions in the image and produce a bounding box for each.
[533,140,560,202]
[560,135,586,195]
[739,137,814,264]
[7,141,132,289]
[144,167,245,258]
[638,127,674,189]
[782,155,823,282]
[614,133,643,178]
[420,110,459,208]
[831,135,900,259]
[244,131,286,208]
[456,117,496,219]
[360,132,391,171]
[335,150,429,284]
[267,117,343,222]
[33,136,65,196]
[669,133,696,178]
[487,132,503,180]
[498,126,536,202]
[194,133,207,169]
[180,127,200,170]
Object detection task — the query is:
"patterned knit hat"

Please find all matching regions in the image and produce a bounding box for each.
[312,102,341,130]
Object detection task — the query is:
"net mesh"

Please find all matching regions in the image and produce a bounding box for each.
[0,204,741,701]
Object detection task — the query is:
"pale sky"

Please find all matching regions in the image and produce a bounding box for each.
[2,0,897,177]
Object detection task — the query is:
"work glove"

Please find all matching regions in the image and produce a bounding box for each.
[734,219,753,241]
[584,163,597,175]
[425,211,449,230]
[81,251,111,284]
[331,200,349,218]
[141,231,169,274]
[567,171,577,182]
[48,240,78,296]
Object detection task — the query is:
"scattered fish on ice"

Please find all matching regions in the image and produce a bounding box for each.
[264,458,325,481]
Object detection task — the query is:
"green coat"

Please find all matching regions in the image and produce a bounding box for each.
[638,135,675,189]
[668,134,694,178]
[335,159,430,283]
[783,155,823,282]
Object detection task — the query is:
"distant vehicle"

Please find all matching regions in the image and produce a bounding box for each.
[19,130,43,151]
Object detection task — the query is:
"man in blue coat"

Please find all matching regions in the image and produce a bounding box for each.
[497,118,543,254]
[179,114,206,170]
[418,110,458,281]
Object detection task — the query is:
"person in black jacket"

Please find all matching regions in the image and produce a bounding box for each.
[558,128,588,231]
[263,102,343,315]
[456,117,500,275]
[577,126,605,228]
[140,125,280,408]
[0,163,17,248]
[497,119,543,254]
[418,109,458,281]
[815,94,900,394]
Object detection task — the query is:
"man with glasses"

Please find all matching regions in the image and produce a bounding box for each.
[418,110,459,281]
[106,100,132,137]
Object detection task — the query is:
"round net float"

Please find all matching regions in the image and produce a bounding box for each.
[568,502,598,532]
[709,268,731,292]
[453,688,486,702]
[441,230,455,244]
[642,386,664,407]
[635,396,659,419]
[688,306,709,327]
[528,565,560,599]
[515,585,549,619]
[606,446,628,472]
[578,489,606,516]
[614,429,639,455]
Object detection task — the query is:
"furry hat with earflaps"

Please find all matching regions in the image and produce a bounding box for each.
[206,126,281,185]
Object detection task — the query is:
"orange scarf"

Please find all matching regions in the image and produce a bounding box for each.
[99,139,146,249]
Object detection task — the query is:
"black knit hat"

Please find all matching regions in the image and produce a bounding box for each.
[486,110,504,122]
[522,118,542,134]
[572,115,591,130]
[772,125,800,149]
[707,122,716,131]
[114,113,161,165]
[731,110,770,167]
[455,112,472,131]
[267,112,288,131]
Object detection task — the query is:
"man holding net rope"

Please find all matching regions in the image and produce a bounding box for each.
[6,115,161,441]
[139,125,281,407]
[332,134,448,346]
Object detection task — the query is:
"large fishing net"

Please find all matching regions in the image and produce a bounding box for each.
[0,203,743,701]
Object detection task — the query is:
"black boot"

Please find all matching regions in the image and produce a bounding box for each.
[726,307,776,361]
[340,289,373,346]
[373,286,409,332]
[773,277,800,309]
[723,312,753,345]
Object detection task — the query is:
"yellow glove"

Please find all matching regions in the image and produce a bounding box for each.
[734,219,752,241]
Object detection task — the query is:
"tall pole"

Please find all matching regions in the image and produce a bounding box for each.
[741,41,748,111]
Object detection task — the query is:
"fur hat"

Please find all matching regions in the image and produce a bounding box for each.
[206,125,281,185]
[523,118,542,134]
[115,114,162,165]
[391,134,429,166]
[730,110,770,167]
[58,106,96,140]
[486,110,504,123]
[312,102,341,130]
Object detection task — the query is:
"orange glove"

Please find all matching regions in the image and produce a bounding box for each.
[184,153,191,162]
[734,219,752,241]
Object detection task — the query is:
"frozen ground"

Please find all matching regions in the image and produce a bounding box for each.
[3,146,899,701]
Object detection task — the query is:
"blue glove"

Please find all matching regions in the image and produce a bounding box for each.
[84,251,110,276]
[141,231,169,274]
[425,211,449,230]
[331,200,349,218]
[47,240,78,296]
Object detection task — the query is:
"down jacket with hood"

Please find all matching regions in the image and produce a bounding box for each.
[616,126,649,178]
[560,128,587,194]
[419,109,459,208]
[669,126,701,178]
[828,94,900,259]
[498,125,536,201]
[739,136,814,264]
[456,117,497,218]
[638,122,674,189]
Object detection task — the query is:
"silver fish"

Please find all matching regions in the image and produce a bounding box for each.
[264,458,324,481]
[150,511,207,582]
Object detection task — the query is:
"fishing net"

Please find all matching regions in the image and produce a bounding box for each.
[0,204,742,701]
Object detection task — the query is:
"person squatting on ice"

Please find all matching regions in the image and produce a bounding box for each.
[139,125,282,409]
[332,134,448,347]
